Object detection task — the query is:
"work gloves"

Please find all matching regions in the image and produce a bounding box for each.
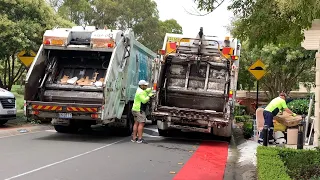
[148,92,155,98]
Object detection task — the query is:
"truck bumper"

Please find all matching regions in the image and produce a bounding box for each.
[153,106,231,136]
[0,114,16,120]
[25,101,102,121]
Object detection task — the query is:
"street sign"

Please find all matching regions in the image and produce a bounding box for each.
[17,50,36,68]
[248,59,267,80]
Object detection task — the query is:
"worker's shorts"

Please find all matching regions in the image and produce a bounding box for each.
[132,111,146,123]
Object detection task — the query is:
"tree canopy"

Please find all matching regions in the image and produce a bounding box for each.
[0,0,73,90]
[196,0,320,47]
[238,43,315,98]
[195,0,318,98]
[50,0,183,52]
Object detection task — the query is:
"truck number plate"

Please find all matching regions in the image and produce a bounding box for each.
[7,110,14,114]
[59,113,72,119]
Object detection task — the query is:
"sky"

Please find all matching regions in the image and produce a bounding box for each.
[153,0,233,39]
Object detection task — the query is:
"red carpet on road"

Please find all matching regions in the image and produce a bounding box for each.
[173,141,229,180]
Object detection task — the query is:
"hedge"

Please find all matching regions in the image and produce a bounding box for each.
[287,98,314,115]
[278,148,320,180]
[257,146,291,180]
[257,146,320,180]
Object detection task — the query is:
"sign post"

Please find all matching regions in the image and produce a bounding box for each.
[248,59,267,109]
[17,50,36,68]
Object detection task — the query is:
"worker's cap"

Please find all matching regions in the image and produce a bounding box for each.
[279,92,287,97]
[138,80,149,86]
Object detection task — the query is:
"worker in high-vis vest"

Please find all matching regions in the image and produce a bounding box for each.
[258,92,296,144]
[131,80,153,144]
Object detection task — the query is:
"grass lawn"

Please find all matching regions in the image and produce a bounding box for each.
[11,85,24,110]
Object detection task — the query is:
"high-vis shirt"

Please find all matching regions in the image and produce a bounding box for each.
[132,87,153,112]
[265,97,288,115]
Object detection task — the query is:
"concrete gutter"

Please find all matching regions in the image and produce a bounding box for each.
[0,125,53,138]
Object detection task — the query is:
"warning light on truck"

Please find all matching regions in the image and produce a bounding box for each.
[158,50,166,55]
[231,55,239,61]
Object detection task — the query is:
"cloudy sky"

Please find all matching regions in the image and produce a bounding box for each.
[153,0,233,39]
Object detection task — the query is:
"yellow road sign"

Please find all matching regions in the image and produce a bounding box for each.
[17,50,36,68]
[248,59,267,80]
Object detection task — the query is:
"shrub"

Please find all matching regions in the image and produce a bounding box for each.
[235,105,247,116]
[257,146,320,180]
[278,148,320,180]
[16,87,24,95]
[257,146,291,180]
[243,120,253,139]
[235,115,251,122]
[287,99,314,115]
[234,115,253,139]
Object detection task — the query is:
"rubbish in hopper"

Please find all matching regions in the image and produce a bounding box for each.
[67,77,78,85]
[60,75,69,84]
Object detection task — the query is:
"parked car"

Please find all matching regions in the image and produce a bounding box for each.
[0,88,16,125]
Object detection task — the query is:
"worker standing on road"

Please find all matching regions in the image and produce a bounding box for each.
[131,80,153,144]
[258,92,296,144]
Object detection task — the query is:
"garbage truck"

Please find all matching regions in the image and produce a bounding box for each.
[24,25,157,134]
[151,28,241,139]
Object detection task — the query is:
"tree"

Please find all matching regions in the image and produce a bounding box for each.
[134,19,183,52]
[0,0,73,90]
[239,43,315,99]
[194,0,226,12]
[195,0,320,47]
[236,42,255,91]
[57,0,92,25]
[52,0,183,52]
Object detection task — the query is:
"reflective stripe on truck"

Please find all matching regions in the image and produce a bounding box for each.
[32,105,62,111]
[67,107,98,112]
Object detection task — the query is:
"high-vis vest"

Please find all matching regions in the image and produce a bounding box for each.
[132,88,152,112]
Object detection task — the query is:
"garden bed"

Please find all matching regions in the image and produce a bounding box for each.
[257,146,320,180]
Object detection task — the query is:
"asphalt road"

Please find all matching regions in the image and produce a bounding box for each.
[0,123,212,180]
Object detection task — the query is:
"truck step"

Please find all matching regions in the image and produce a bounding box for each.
[169,125,211,133]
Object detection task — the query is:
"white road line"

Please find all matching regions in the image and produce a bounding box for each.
[4,139,125,180]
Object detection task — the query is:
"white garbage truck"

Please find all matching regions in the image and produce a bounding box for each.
[151,28,241,140]
[24,26,157,134]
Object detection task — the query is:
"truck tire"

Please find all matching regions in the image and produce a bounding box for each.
[123,113,134,136]
[119,101,134,136]
[54,125,78,133]
[0,120,8,126]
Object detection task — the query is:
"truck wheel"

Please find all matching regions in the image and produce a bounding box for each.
[54,125,78,133]
[151,120,157,125]
[119,102,134,136]
[0,120,8,126]
[222,136,232,143]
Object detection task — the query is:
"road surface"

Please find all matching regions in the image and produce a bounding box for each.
[0,123,229,180]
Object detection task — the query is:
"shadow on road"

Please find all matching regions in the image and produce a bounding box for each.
[34,126,126,143]
[34,122,230,146]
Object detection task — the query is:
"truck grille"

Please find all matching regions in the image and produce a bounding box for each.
[0,98,15,109]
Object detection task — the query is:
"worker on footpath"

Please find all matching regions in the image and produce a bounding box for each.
[258,92,296,144]
[131,80,153,144]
